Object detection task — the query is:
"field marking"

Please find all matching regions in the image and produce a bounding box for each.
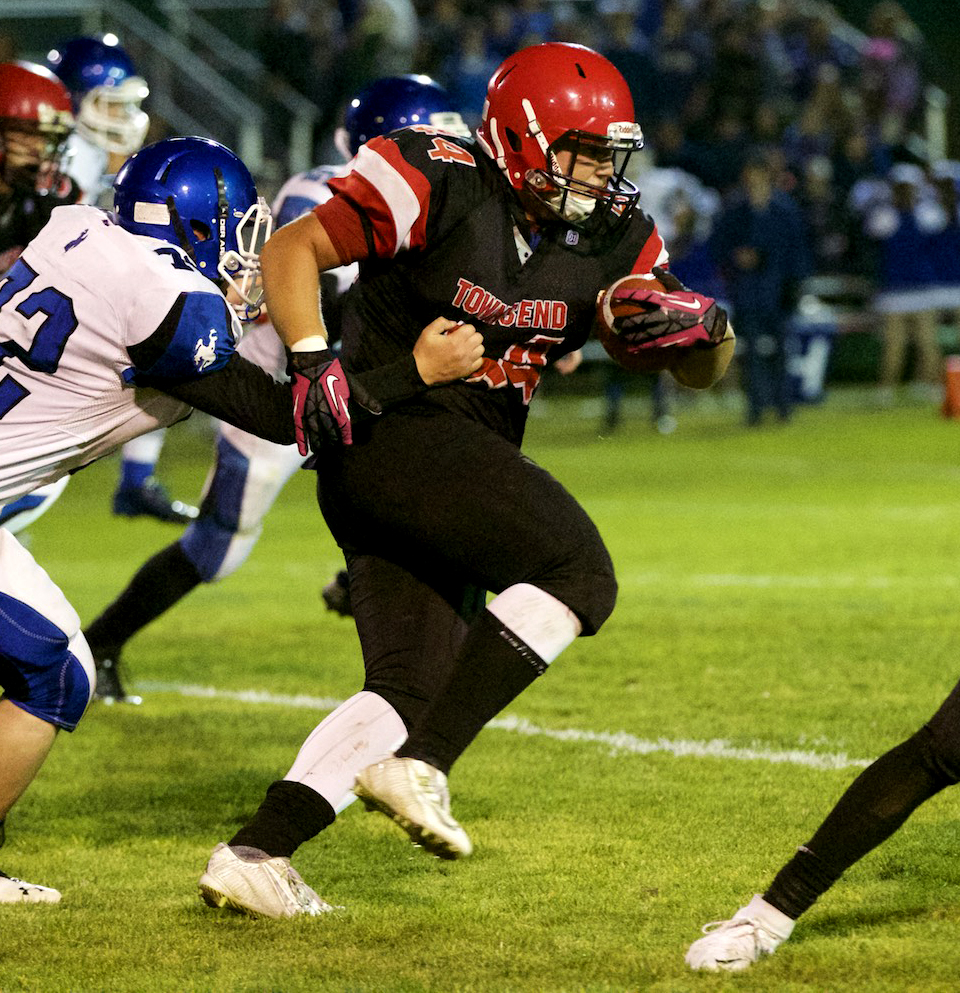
[139,681,874,772]
[623,571,960,590]
[594,496,960,517]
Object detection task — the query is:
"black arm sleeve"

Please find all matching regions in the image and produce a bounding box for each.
[160,352,295,446]
[351,354,427,412]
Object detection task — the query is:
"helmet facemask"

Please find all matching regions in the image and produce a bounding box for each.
[177,167,272,323]
[76,76,150,156]
[523,122,644,233]
[0,112,73,193]
[218,195,273,322]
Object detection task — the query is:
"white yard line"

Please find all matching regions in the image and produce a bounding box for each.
[623,572,960,590]
[138,681,874,772]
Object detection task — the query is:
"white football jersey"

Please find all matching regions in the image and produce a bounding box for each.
[273,162,346,220]
[0,204,241,502]
[62,131,113,206]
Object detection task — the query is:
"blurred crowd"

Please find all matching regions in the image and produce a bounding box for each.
[5,0,958,421]
[261,0,959,388]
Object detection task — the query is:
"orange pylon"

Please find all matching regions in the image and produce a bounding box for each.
[943,355,960,419]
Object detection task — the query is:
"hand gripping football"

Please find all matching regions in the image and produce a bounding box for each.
[594,271,727,372]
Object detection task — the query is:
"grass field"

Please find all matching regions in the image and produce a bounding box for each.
[5,383,960,992]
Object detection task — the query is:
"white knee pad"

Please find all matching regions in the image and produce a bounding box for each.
[487,583,582,665]
[0,529,79,636]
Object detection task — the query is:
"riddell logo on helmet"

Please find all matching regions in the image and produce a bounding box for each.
[452,278,568,330]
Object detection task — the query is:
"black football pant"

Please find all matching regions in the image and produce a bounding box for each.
[766,675,960,918]
[316,409,617,733]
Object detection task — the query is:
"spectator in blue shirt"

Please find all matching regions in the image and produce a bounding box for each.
[711,149,811,425]
[863,162,943,404]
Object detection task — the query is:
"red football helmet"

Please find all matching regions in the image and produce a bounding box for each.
[476,43,644,231]
[0,61,74,191]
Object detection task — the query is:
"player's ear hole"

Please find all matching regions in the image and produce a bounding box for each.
[505,128,523,153]
[191,220,212,242]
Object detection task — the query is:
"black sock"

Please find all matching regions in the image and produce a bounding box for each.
[764,845,842,920]
[397,609,546,775]
[229,780,336,858]
[765,727,953,919]
[83,542,203,658]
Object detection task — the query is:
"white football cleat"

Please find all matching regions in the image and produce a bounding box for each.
[685,894,796,971]
[198,843,335,919]
[0,870,61,904]
[354,757,473,859]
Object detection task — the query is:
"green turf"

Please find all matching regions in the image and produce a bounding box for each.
[6,386,960,992]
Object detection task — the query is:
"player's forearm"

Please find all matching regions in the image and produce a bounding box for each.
[669,332,736,390]
[260,213,339,350]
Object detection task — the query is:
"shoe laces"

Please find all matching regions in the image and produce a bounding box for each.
[701,918,740,935]
[413,764,449,810]
[700,915,779,955]
[286,873,321,914]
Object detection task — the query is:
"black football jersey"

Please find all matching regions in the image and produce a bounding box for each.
[326,128,667,444]
[0,175,81,272]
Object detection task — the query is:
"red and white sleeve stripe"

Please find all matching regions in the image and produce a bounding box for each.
[326,136,432,258]
[629,225,669,275]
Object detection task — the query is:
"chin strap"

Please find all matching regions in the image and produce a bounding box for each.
[166,194,195,262]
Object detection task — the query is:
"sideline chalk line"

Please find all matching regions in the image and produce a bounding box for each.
[139,681,874,772]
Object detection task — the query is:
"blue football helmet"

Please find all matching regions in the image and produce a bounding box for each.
[336,74,470,159]
[113,136,272,319]
[47,37,149,155]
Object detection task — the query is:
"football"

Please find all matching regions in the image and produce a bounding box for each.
[593,272,675,374]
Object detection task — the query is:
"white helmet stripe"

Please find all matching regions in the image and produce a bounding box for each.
[521,98,551,159]
[489,117,509,172]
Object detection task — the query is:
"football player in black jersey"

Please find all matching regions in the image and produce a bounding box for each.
[0,61,78,271]
[198,42,735,919]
